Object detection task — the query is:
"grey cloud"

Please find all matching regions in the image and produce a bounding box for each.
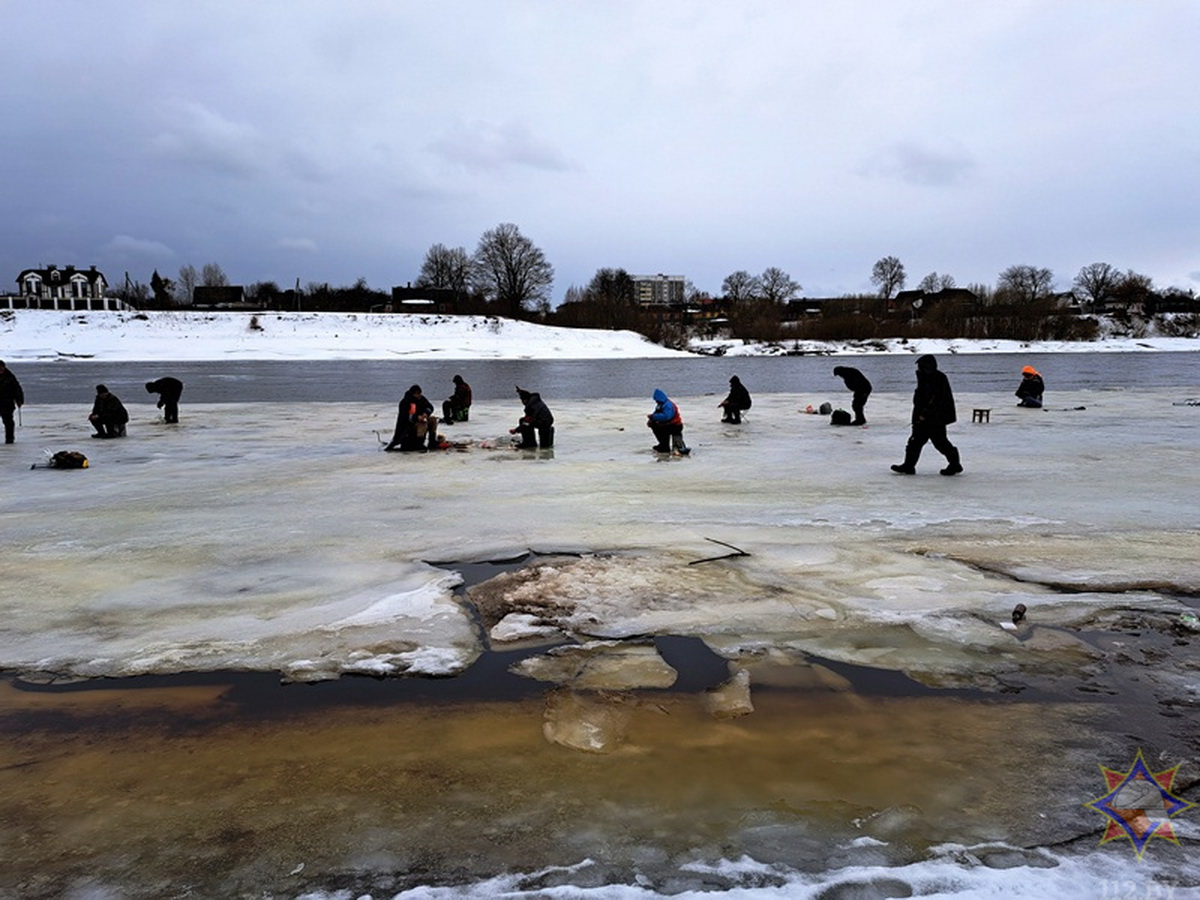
[102,235,176,260]
[148,101,268,178]
[863,141,976,187]
[276,238,318,253]
[428,120,573,174]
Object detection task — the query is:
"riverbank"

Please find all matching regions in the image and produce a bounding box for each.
[1,308,1196,361]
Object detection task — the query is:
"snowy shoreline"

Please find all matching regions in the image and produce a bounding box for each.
[1,308,1196,361]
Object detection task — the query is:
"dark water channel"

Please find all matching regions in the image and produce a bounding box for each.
[13,349,1200,405]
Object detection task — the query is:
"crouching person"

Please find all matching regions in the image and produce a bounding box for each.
[511,386,554,449]
[648,388,689,456]
[384,384,439,452]
[89,384,129,438]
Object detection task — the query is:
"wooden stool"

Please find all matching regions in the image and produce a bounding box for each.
[972,408,991,423]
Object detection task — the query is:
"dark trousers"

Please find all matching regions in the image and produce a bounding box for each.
[442,401,469,422]
[904,420,958,467]
[851,390,870,424]
[650,421,686,451]
[2,408,13,443]
[517,423,554,448]
[92,417,126,438]
[161,397,180,423]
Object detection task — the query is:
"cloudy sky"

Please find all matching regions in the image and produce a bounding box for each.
[5,1,1198,302]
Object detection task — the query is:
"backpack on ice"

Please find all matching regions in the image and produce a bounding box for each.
[50,450,89,469]
[830,409,853,426]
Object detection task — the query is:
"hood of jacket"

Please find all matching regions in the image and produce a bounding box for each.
[652,388,668,403]
[916,355,939,373]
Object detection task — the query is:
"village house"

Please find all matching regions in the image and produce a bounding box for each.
[7,265,126,311]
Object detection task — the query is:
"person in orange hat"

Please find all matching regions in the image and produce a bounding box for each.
[1016,365,1044,408]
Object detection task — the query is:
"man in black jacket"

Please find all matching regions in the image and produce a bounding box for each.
[145,376,184,423]
[511,386,554,449]
[892,355,962,476]
[718,375,752,424]
[89,384,129,438]
[833,365,872,425]
[0,360,24,444]
[385,384,439,452]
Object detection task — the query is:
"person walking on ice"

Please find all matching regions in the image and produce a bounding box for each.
[892,355,962,476]
[648,388,690,456]
[0,360,24,445]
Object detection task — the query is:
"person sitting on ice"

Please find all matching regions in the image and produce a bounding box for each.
[441,374,472,424]
[647,388,690,456]
[89,384,129,438]
[718,375,752,424]
[1015,365,1044,408]
[511,386,554,449]
[384,384,439,452]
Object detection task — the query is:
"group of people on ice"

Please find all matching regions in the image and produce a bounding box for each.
[1,355,1045,478]
[0,361,184,444]
[379,359,1044,473]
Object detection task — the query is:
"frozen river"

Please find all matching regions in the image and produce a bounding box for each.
[1,357,1198,897]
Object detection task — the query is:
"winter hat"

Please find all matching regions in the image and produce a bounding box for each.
[452,374,464,384]
[96,384,108,394]
[516,386,532,402]
[916,355,938,372]
[1022,365,1039,375]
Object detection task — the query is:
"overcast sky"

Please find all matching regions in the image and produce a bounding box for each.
[5,1,1198,302]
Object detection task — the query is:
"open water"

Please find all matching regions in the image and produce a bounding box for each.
[12,349,1199,404]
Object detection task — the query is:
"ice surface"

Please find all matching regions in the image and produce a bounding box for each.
[1,385,1197,688]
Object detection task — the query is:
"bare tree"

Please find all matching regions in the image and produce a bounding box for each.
[871,256,906,299]
[201,262,229,287]
[721,270,762,305]
[416,244,470,293]
[758,267,801,304]
[1073,262,1123,311]
[176,264,198,305]
[918,271,956,293]
[997,264,1054,305]
[470,223,554,318]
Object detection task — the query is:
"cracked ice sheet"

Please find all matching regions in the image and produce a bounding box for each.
[0,387,1196,682]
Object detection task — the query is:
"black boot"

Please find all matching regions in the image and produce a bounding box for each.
[940,447,963,476]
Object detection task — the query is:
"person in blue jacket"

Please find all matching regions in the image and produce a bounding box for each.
[647,388,690,455]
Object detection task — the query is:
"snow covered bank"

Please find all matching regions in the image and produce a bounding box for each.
[0,309,690,361]
[1,308,1196,362]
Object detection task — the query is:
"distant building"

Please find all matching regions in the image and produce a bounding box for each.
[390,285,462,314]
[192,285,249,308]
[631,274,685,307]
[7,265,124,311]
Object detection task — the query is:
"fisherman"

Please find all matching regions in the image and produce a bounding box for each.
[145,376,184,423]
[833,365,872,425]
[511,386,554,449]
[441,374,472,424]
[891,355,962,476]
[648,388,690,456]
[718,375,752,424]
[0,360,24,444]
[89,384,129,439]
[1016,365,1045,408]
[384,384,439,452]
